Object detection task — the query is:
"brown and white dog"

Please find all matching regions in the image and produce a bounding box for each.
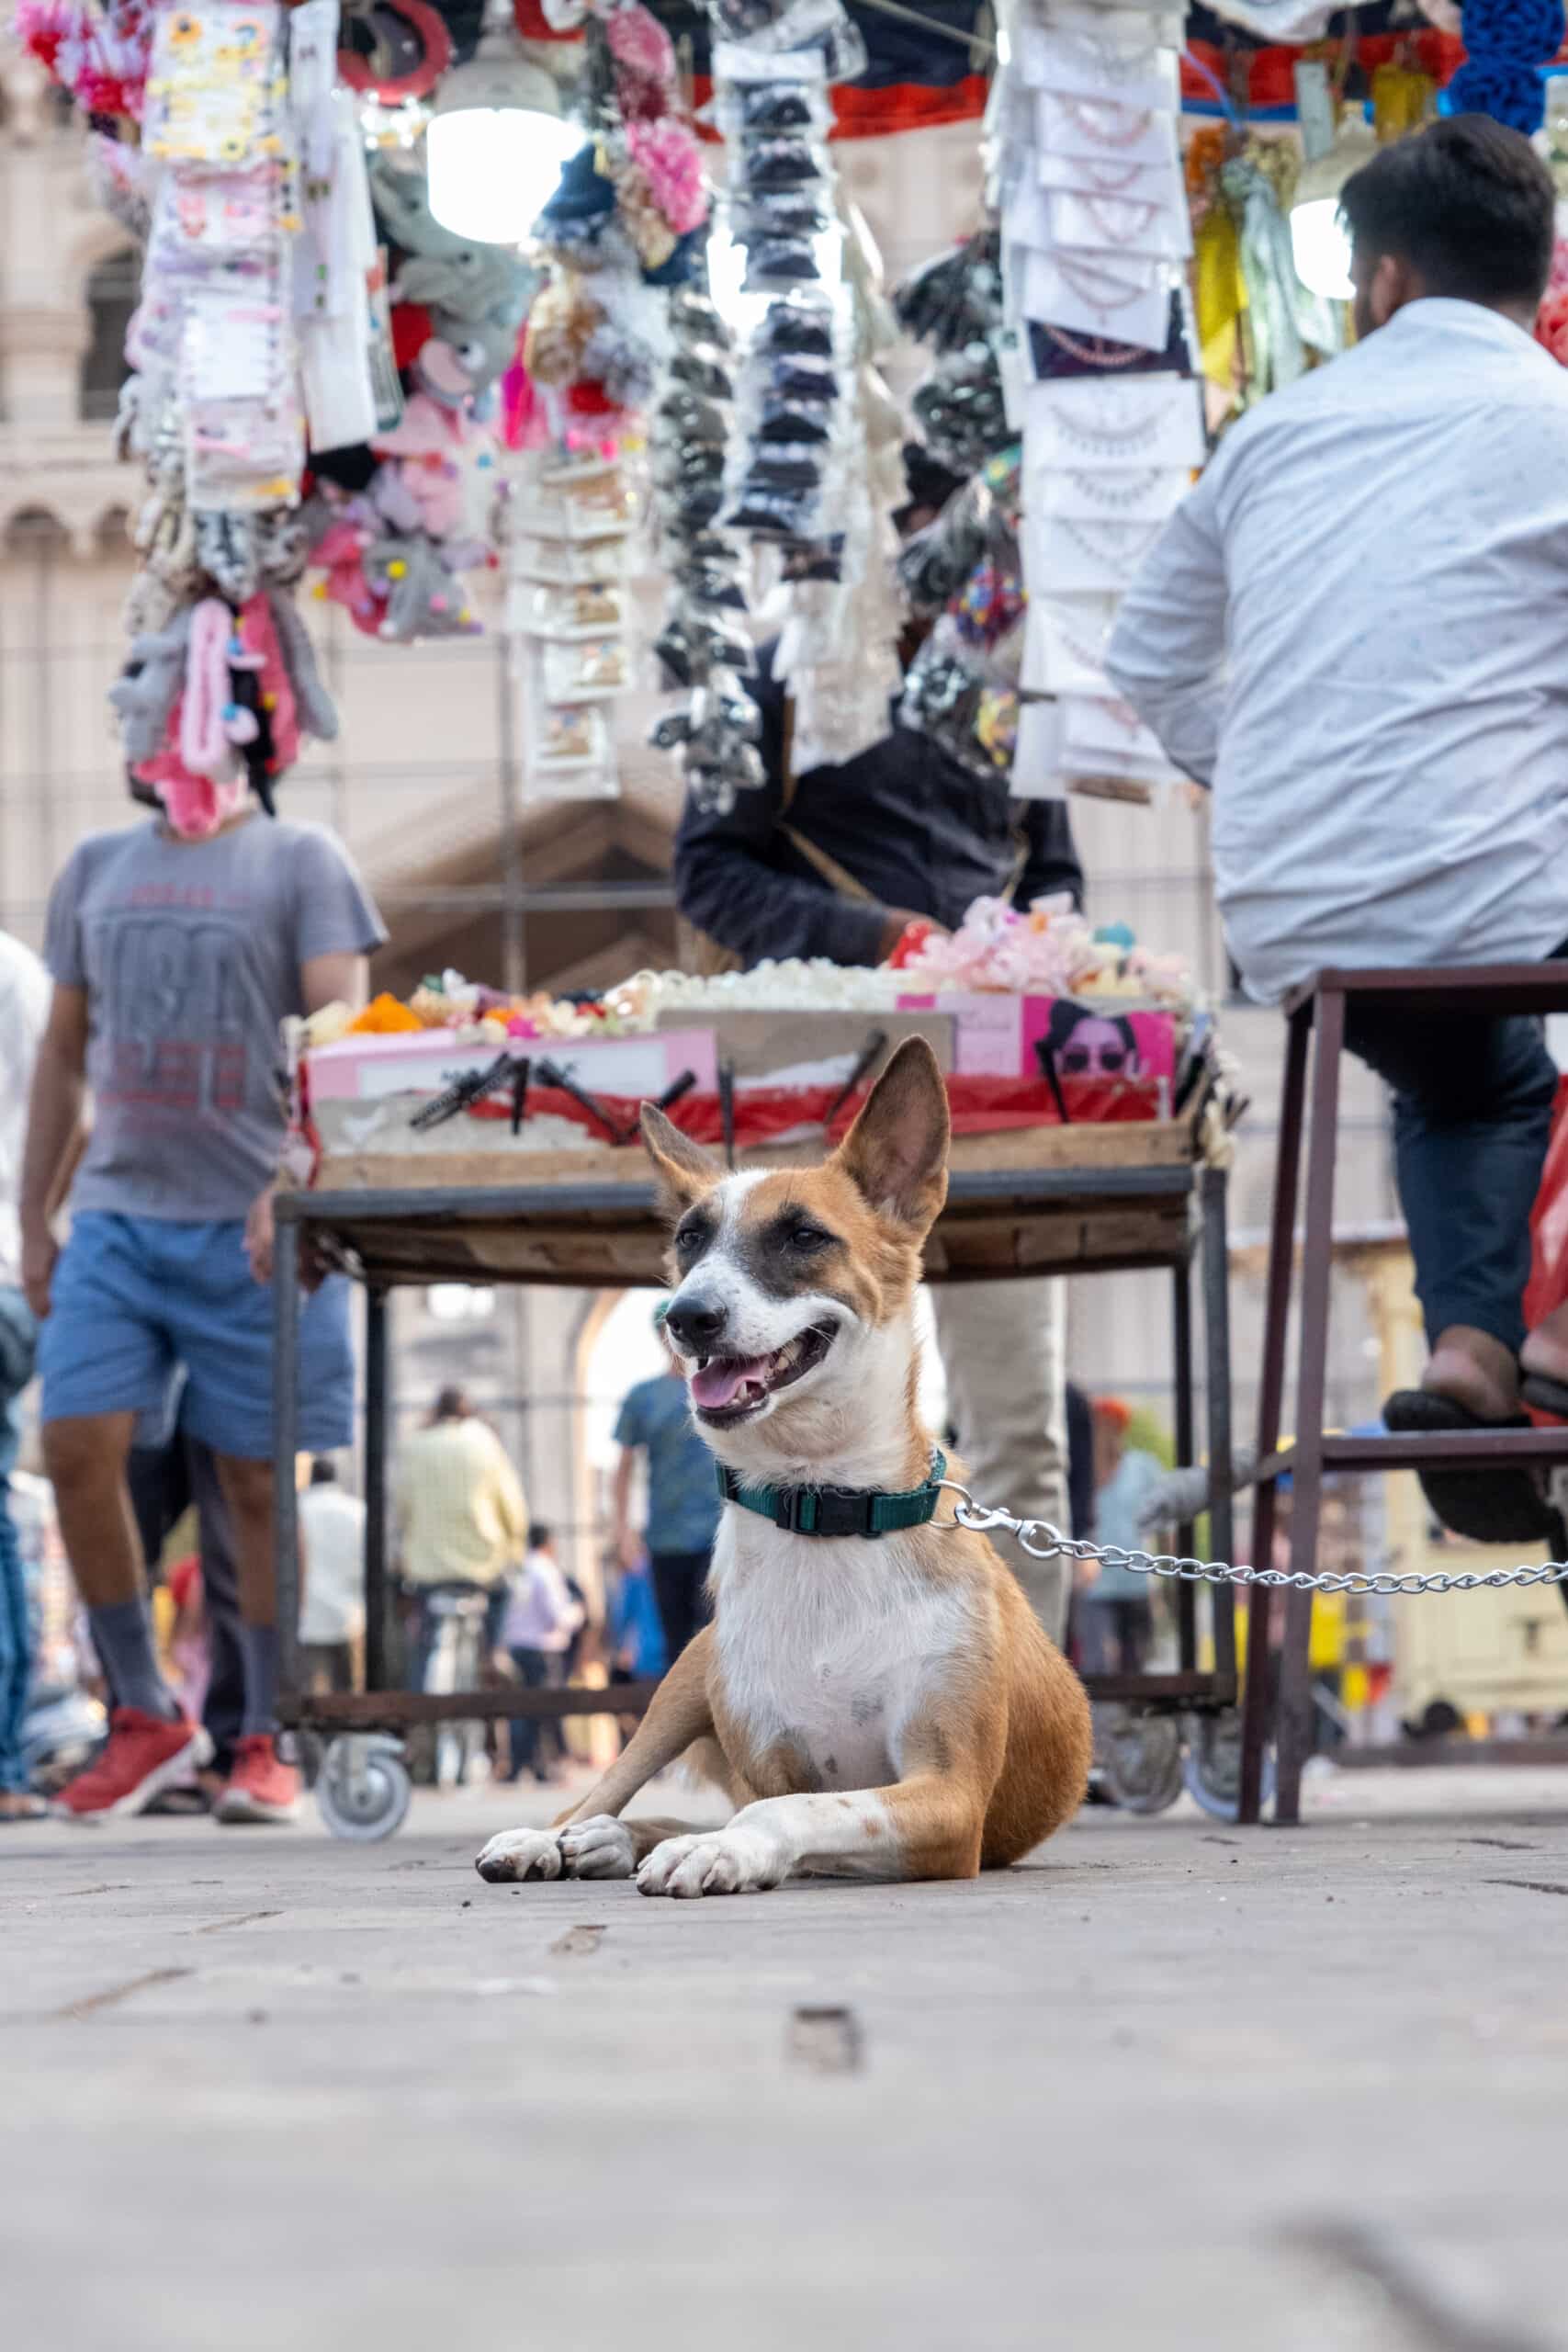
[475,1037,1092,1899]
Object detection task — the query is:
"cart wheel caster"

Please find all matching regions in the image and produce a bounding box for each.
[1099,1706,1184,1815]
[1180,1709,1275,1822]
[316,1734,412,1842]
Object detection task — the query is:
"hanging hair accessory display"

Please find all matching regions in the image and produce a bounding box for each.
[989,0,1203,805]
[502,0,713,803]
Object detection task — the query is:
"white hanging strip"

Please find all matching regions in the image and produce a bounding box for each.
[1003,0,1199,804]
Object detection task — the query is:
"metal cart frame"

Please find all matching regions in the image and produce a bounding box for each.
[272,1155,1236,1833]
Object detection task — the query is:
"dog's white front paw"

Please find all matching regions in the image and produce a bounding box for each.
[475,1827,564,1884]
[476,1815,638,1885]
[636,1826,786,1899]
[557,1814,637,1880]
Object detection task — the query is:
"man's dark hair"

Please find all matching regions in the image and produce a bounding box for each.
[531,1523,554,1549]
[309,1456,337,1486]
[1338,115,1554,312]
[434,1385,470,1421]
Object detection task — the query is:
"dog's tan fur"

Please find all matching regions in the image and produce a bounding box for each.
[476,1038,1092,1898]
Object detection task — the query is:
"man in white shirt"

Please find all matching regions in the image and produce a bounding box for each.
[1109,115,1568,1542]
[297,1457,367,1693]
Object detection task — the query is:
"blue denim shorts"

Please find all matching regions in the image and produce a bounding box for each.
[39,1212,354,1462]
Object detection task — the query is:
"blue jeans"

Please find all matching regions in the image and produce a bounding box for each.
[1347,990,1561,1356]
[0,1287,39,1792]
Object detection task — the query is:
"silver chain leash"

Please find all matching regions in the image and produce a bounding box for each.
[936,1482,1568,1599]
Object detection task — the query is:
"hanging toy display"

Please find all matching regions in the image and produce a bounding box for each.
[301,141,538,644]
[647,0,908,812]
[522,0,707,427]
[505,441,639,798]
[759,198,907,777]
[502,0,712,800]
[96,0,355,832]
[647,277,762,815]
[893,230,1010,476]
[897,445,1027,786]
[886,226,1025,787]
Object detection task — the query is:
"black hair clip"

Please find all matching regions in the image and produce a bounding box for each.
[535,1057,635,1146]
[409,1051,513,1131]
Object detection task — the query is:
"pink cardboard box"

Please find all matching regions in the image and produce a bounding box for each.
[895,993,1175,1081]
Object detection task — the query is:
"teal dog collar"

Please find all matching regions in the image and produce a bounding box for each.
[716,1450,948,1540]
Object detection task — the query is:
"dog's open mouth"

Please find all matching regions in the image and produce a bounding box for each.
[689,1322,838,1423]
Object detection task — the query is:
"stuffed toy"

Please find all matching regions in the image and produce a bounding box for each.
[363,536,480,640]
[109,606,194,766]
[265,585,339,742]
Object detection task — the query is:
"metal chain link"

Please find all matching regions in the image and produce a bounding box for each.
[936,1483,1568,1598]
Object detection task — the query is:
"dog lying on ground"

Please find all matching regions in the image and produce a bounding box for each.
[476,1037,1092,1899]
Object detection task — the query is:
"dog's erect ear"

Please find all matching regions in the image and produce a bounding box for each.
[640,1102,720,1218]
[833,1037,950,1234]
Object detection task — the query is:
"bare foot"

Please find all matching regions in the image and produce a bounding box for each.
[1422,1326,1519,1423]
[0,1792,47,1821]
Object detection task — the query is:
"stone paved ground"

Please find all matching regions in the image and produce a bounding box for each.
[4,1767,1567,2352]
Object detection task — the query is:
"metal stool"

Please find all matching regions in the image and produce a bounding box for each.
[1239,965,1568,1826]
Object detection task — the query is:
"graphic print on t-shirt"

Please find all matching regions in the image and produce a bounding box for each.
[96,913,254,1119]
[45,819,384,1221]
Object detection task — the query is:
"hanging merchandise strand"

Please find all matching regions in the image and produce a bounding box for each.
[937,1481,1568,1598]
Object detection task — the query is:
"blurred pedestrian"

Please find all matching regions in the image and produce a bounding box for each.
[19,789,383,1822]
[502,1524,583,1782]
[1077,1397,1168,1676]
[0,928,49,1820]
[298,1456,366,1696]
[612,1325,721,1663]
[396,1387,527,1687]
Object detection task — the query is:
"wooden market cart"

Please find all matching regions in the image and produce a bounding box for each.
[272,1103,1238,1837]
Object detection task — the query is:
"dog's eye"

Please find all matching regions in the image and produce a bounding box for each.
[673,1225,705,1257]
[789,1224,831,1250]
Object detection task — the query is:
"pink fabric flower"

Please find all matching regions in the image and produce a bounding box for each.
[604,0,674,86]
[625,117,709,235]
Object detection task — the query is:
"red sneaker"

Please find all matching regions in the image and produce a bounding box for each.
[215,1734,300,1826]
[54,1709,212,1823]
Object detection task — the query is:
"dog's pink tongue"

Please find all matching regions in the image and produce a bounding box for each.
[691,1356,765,1409]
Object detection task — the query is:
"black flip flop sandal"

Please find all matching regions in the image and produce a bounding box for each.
[1382,1390,1557,1544]
[1520,1369,1568,1421]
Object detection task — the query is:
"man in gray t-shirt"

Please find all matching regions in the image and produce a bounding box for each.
[20,800,386,1825]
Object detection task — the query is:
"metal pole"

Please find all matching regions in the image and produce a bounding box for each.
[1201,1163,1236,1685]
[1272,986,1346,1826]
[272,1206,302,1705]
[1171,1251,1197,1672]
[364,1283,390,1691]
[1238,1001,1312,1823]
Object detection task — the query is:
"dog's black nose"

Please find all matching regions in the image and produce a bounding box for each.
[665,1296,728,1353]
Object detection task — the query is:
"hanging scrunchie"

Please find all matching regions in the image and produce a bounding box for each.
[1449,0,1565,135]
[1459,0,1563,59]
[1448,52,1554,130]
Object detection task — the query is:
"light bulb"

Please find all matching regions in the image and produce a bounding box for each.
[426,105,581,243]
[1290,197,1354,303]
